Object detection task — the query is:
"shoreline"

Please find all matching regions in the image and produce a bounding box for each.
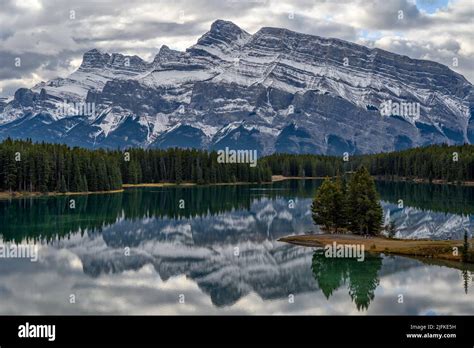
[271,175,325,182]
[374,176,474,187]
[123,180,274,188]
[0,189,124,200]
[122,183,196,188]
[278,234,473,266]
[0,179,272,200]
[1,174,472,200]
[272,175,474,186]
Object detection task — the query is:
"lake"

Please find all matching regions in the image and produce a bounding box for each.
[0,180,472,315]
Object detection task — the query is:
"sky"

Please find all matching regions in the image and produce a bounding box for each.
[0,0,473,97]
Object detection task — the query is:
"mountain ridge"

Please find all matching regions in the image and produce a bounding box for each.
[0,19,472,155]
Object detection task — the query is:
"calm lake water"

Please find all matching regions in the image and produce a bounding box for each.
[0,180,472,315]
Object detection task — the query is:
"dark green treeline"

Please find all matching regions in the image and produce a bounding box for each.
[121,148,272,185]
[0,139,122,192]
[263,144,474,182]
[0,139,272,192]
[1,139,473,193]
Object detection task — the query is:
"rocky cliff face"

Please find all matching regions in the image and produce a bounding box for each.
[1,20,472,154]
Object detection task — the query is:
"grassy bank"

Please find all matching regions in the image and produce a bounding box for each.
[279,234,474,265]
[271,175,325,182]
[122,183,196,188]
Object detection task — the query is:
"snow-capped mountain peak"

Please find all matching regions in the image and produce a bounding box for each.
[0,20,472,154]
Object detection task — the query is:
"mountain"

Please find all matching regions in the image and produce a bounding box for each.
[1,19,472,155]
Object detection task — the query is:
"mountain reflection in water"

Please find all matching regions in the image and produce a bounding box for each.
[0,180,472,314]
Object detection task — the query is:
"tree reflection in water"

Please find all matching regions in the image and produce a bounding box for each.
[311,249,382,311]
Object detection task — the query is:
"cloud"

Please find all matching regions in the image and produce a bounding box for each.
[0,0,472,97]
[370,36,473,78]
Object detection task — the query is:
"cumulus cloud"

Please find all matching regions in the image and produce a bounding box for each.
[0,0,472,97]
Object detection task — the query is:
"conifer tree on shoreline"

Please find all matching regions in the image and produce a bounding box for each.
[462,229,471,263]
[347,167,383,235]
[311,178,337,232]
[311,167,383,235]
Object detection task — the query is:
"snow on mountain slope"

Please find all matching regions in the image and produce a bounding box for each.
[382,202,471,240]
[51,195,466,306]
[0,19,472,154]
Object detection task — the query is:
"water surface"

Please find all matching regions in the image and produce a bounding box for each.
[0,180,472,314]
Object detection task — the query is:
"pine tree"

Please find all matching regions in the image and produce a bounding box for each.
[462,229,470,263]
[175,152,183,184]
[298,163,305,177]
[347,166,383,235]
[332,177,348,232]
[59,175,67,193]
[311,178,336,232]
[462,269,470,294]
[127,160,140,184]
[387,220,397,238]
[5,151,17,192]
